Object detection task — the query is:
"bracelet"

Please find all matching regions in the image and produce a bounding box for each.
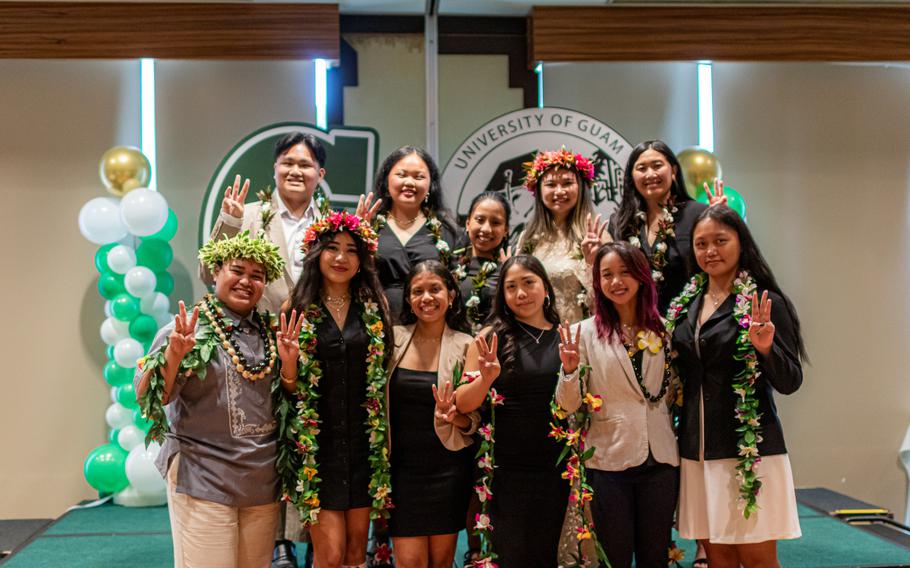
[280,370,297,383]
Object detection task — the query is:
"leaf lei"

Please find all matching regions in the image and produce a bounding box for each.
[137,295,256,446]
[549,364,610,568]
[628,198,677,284]
[665,270,764,518]
[275,299,392,527]
[459,370,503,568]
[256,185,277,235]
[452,249,498,335]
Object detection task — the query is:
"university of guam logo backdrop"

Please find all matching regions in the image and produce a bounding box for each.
[441,107,632,238]
[198,122,379,247]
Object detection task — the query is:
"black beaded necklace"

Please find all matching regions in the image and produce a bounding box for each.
[624,341,672,403]
[201,294,276,381]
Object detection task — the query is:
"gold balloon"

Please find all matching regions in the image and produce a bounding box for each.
[99,146,151,196]
[677,147,722,199]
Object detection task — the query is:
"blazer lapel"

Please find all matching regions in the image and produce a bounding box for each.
[437,327,458,388]
[268,193,294,286]
[609,341,644,399]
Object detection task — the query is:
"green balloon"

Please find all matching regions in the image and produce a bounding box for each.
[104,360,133,387]
[137,239,174,272]
[155,271,174,295]
[149,209,179,241]
[83,443,129,494]
[95,244,116,273]
[129,314,158,343]
[109,428,121,445]
[133,409,154,432]
[724,186,747,221]
[98,272,125,300]
[116,383,139,409]
[111,293,140,321]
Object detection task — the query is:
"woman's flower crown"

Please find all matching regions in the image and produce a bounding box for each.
[199,231,286,283]
[302,210,379,254]
[522,147,596,194]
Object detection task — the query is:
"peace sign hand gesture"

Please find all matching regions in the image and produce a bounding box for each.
[277,309,305,368]
[748,290,776,355]
[355,191,382,224]
[475,333,501,384]
[221,175,250,218]
[432,380,459,423]
[167,301,199,360]
[558,321,580,374]
[582,213,610,265]
[498,245,513,264]
[704,178,727,207]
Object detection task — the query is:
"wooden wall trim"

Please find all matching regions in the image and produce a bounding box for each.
[0,2,339,59]
[530,6,910,62]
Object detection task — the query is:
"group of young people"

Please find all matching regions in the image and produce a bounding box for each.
[134,132,807,568]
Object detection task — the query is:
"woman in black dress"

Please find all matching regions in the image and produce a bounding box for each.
[452,191,510,334]
[373,146,459,320]
[281,211,394,568]
[455,254,568,567]
[609,140,710,312]
[387,260,475,568]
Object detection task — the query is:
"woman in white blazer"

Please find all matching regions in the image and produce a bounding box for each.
[385,260,477,568]
[556,241,680,568]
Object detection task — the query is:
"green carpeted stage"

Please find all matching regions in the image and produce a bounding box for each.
[4,491,910,567]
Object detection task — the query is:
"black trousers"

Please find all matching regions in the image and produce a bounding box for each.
[589,460,679,568]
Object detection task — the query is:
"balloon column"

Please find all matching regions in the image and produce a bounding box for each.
[79,146,178,507]
[678,146,748,221]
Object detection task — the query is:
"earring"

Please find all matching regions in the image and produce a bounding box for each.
[423,192,430,204]
[544,295,552,307]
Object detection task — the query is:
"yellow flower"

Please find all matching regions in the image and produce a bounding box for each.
[303,466,317,481]
[636,330,663,354]
[370,321,384,335]
[668,545,685,562]
[304,496,320,508]
[583,393,603,411]
[553,407,568,420]
[576,527,592,541]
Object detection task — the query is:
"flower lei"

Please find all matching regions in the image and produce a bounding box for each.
[625,331,673,404]
[459,370,504,568]
[453,250,498,334]
[665,270,763,518]
[138,295,271,446]
[374,209,451,265]
[256,185,277,234]
[628,198,677,284]
[303,210,378,254]
[549,364,609,567]
[275,298,392,526]
[522,146,595,194]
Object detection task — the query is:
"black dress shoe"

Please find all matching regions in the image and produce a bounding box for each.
[272,539,298,568]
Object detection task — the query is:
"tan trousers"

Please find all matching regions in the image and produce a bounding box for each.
[167,454,280,568]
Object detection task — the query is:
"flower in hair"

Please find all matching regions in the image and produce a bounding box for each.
[301,210,379,254]
[522,146,595,194]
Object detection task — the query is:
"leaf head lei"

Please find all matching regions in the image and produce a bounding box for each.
[665,270,764,518]
[199,231,286,284]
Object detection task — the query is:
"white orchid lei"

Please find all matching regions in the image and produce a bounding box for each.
[274,299,392,526]
[665,270,763,518]
[453,250,499,334]
[628,198,677,284]
[458,370,504,568]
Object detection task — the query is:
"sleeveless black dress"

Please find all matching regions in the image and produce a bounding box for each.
[387,368,473,536]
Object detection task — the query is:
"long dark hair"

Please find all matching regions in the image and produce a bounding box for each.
[591,242,664,343]
[611,140,693,241]
[373,146,457,234]
[462,191,511,261]
[486,255,560,373]
[398,260,469,333]
[519,164,594,253]
[690,205,808,361]
[287,229,394,356]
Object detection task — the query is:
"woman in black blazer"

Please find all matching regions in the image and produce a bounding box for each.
[669,205,807,568]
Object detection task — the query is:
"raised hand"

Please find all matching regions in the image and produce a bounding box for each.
[277,309,305,367]
[475,333,501,384]
[748,290,775,355]
[498,245,513,264]
[704,178,727,207]
[221,174,250,218]
[167,301,199,360]
[558,321,580,374]
[582,212,609,265]
[355,191,382,224]
[432,380,459,423]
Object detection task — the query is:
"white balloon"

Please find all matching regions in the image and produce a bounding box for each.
[117,425,145,452]
[110,387,119,404]
[78,197,129,245]
[114,338,145,368]
[104,300,113,318]
[154,312,173,329]
[107,245,137,275]
[105,402,134,429]
[120,188,168,237]
[124,266,157,298]
[100,317,131,345]
[140,292,170,316]
[113,484,167,507]
[125,443,166,494]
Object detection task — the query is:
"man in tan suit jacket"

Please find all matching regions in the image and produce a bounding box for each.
[200,132,327,314]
